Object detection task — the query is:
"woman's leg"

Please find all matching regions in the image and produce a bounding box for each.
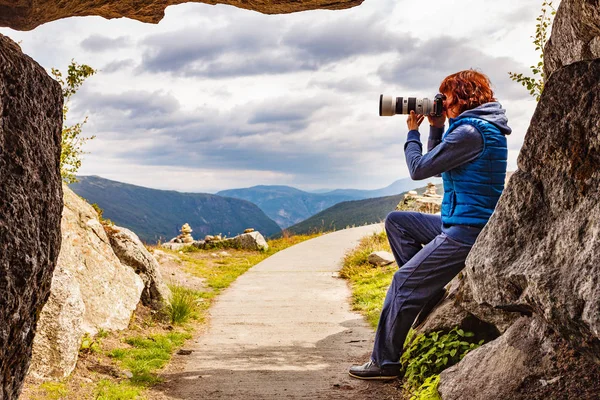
[371,233,473,367]
[384,211,442,266]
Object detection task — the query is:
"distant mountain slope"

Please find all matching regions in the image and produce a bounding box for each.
[70,176,281,243]
[282,186,435,236]
[217,185,356,228]
[322,177,442,199]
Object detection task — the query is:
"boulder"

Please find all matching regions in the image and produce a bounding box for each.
[0,35,63,399]
[28,267,84,380]
[56,186,144,335]
[367,251,395,267]
[224,231,269,251]
[464,59,600,359]
[439,316,600,400]
[28,187,144,380]
[416,273,518,342]
[544,0,600,78]
[105,225,172,311]
[0,0,363,31]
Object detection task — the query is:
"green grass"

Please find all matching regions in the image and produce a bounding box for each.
[339,231,396,328]
[168,286,204,324]
[38,382,68,400]
[108,331,192,386]
[94,380,144,400]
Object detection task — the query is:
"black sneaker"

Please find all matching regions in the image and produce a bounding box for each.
[348,360,402,380]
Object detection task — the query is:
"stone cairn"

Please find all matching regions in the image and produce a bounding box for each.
[171,223,194,244]
[396,182,442,214]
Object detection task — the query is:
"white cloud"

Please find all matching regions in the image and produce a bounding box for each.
[0,0,554,192]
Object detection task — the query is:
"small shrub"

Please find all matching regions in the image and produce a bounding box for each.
[401,328,483,390]
[168,286,201,324]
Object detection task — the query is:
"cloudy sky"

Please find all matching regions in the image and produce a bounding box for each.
[0,0,554,193]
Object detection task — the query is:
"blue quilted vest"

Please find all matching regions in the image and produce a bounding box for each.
[441,116,508,227]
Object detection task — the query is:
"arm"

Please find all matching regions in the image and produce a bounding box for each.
[404,124,484,180]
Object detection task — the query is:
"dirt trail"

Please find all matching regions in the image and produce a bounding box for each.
[152,224,399,399]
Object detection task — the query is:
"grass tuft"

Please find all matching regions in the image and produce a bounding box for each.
[168,286,203,325]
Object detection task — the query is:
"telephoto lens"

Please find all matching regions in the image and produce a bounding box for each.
[379,95,443,117]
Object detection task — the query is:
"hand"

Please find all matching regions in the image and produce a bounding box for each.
[427,111,447,128]
[407,110,425,131]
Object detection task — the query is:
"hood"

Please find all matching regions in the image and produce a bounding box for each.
[453,102,512,136]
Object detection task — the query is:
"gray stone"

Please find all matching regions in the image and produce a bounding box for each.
[0,34,63,399]
[105,225,172,310]
[464,59,600,359]
[367,251,395,267]
[544,0,600,78]
[224,231,269,251]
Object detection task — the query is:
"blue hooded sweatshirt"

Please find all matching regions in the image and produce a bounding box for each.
[404,101,511,243]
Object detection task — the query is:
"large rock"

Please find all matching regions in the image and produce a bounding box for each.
[105,225,172,311]
[28,268,84,380]
[439,316,600,400]
[0,0,363,31]
[0,35,63,399]
[417,273,518,342]
[28,186,144,380]
[57,186,144,334]
[544,0,600,78]
[464,59,600,359]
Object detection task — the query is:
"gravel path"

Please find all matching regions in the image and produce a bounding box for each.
[152,224,399,399]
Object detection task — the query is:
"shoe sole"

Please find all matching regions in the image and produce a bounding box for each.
[348,372,399,381]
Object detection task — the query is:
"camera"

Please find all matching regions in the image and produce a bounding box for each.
[379,94,445,117]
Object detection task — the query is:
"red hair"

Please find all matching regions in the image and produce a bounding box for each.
[439,70,496,115]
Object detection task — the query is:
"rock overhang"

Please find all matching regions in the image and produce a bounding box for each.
[0,0,364,31]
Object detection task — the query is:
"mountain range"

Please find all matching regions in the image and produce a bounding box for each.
[70,176,282,243]
[281,185,436,236]
[217,177,441,228]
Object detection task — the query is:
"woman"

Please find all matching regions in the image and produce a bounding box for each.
[349,70,511,380]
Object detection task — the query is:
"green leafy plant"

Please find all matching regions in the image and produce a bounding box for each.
[410,375,442,400]
[80,333,102,354]
[51,61,97,183]
[401,328,483,391]
[508,1,556,101]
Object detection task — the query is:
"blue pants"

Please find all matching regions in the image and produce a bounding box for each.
[371,211,480,367]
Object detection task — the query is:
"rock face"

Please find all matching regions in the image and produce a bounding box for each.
[105,225,172,310]
[464,59,600,359]
[0,35,63,399]
[0,0,364,31]
[29,186,144,380]
[416,274,518,341]
[439,316,600,400]
[544,0,600,77]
